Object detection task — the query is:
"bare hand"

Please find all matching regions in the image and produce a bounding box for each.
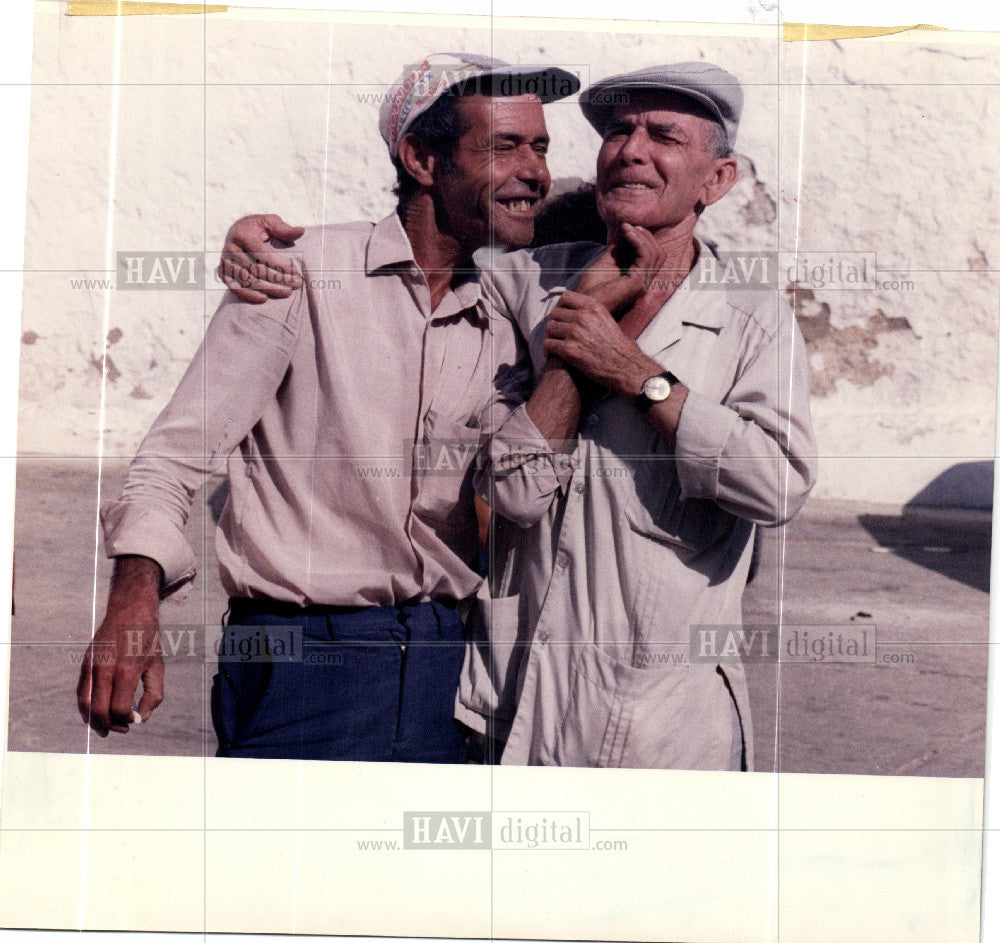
[574,224,668,315]
[77,557,165,736]
[218,214,305,303]
[542,291,661,397]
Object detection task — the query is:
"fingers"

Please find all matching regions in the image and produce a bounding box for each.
[218,270,271,305]
[549,292,612,323]
[542,337,568,360]
[263,214,306,243]
[136,658,165,722]
[218,213,304,301]
[550,290,592,311]
[542,337,585,366]
[107,658,145,732]
[82,643,123,735]
[620,222,643,253]
[544,315,576,339]
[622,225,657,266]
[228,218,299,280]
[76,629,163,735]
[245,247,301,285]
[220,240,299,288]
[219,267,295,301]
[217,252,296,303]
[76,647,108,738]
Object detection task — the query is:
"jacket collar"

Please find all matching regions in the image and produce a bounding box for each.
[637,239,727,357]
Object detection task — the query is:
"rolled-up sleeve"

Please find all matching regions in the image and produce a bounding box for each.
[475,403,578,528]
[101,288,304,593]
[472,279,577,528]
[674,307,817,526]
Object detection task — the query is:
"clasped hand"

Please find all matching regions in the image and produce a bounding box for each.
[543,223,666,397]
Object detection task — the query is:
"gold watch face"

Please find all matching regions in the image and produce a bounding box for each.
[642,375,672,401]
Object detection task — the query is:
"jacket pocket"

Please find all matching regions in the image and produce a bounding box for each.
[625,470,734,555]
[458,591,523,721]
[550,644,735,770]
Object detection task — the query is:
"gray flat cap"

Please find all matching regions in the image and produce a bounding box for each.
[580,61,743,146]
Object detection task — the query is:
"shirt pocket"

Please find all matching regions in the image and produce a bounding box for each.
[410,411,482,560]
[458,591,524,721]
[549,643,735,770]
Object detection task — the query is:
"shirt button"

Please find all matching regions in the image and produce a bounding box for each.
[537,631,550,645]
[574,481,586,494]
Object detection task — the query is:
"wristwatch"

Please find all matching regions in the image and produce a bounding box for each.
[635,371,677,414]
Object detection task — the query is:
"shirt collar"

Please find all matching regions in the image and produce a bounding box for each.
[365,212,485,323]
[365,212,416,274]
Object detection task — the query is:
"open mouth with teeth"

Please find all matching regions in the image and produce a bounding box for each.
[494,197,538,218]
[610,182,655,191]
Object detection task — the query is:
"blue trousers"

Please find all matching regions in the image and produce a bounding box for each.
[210,597,467,763]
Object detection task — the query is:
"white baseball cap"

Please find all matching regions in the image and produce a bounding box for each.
[379,52,581,158]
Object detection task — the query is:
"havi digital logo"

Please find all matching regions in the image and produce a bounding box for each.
[403,812,491,850]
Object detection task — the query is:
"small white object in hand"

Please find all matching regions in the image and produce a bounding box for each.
[131,710,143,724]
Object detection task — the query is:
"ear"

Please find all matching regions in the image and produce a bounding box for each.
[397,132,440,188]
[699,157,739,209]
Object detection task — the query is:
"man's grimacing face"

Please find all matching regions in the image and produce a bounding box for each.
[595,90,732,235]
[434,93,551,251]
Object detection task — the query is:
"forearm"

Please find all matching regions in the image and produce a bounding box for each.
[524,273,653,449]
[80,556,166,736]
[663,320,817,525]
[525,359,584,452]
[108,555,163,609]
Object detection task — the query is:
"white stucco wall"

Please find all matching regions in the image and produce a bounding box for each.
[15,5,1000,505]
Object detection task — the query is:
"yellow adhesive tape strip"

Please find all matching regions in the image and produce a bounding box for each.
[67,1,227,14]
[782,22,946,41]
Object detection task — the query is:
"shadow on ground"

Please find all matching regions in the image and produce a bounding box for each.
[857,461,993,594]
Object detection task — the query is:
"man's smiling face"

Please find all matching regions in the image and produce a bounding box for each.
[434,93,551,251]
[595,90,730,237]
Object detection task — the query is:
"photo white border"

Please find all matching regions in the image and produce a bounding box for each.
[1,2,998,942]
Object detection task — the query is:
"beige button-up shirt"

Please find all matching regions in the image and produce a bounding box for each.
[457,240,818,769]
[103,214,529,607]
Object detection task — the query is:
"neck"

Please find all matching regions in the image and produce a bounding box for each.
[652,220,698,267]
[613,217,698,342]
[652,229,698,298]
[610,214,698,285]
[398,195,472,309]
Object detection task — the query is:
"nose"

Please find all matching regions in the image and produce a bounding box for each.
[617,127,649,163]
[515,147,549,193]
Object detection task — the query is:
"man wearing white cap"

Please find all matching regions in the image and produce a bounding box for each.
[77,54,579,762]
[218,61,817,770]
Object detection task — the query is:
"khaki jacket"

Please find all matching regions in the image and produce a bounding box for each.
[456,241,818,769]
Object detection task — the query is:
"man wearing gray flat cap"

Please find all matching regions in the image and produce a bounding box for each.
[456,60,817,769]
[581,61,743,147]
[220,60,817,770]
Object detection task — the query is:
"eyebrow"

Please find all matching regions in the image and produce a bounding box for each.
[606,118,690,140]
[491,131,550,145]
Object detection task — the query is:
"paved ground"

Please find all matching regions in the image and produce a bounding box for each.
[6,457,991,776]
